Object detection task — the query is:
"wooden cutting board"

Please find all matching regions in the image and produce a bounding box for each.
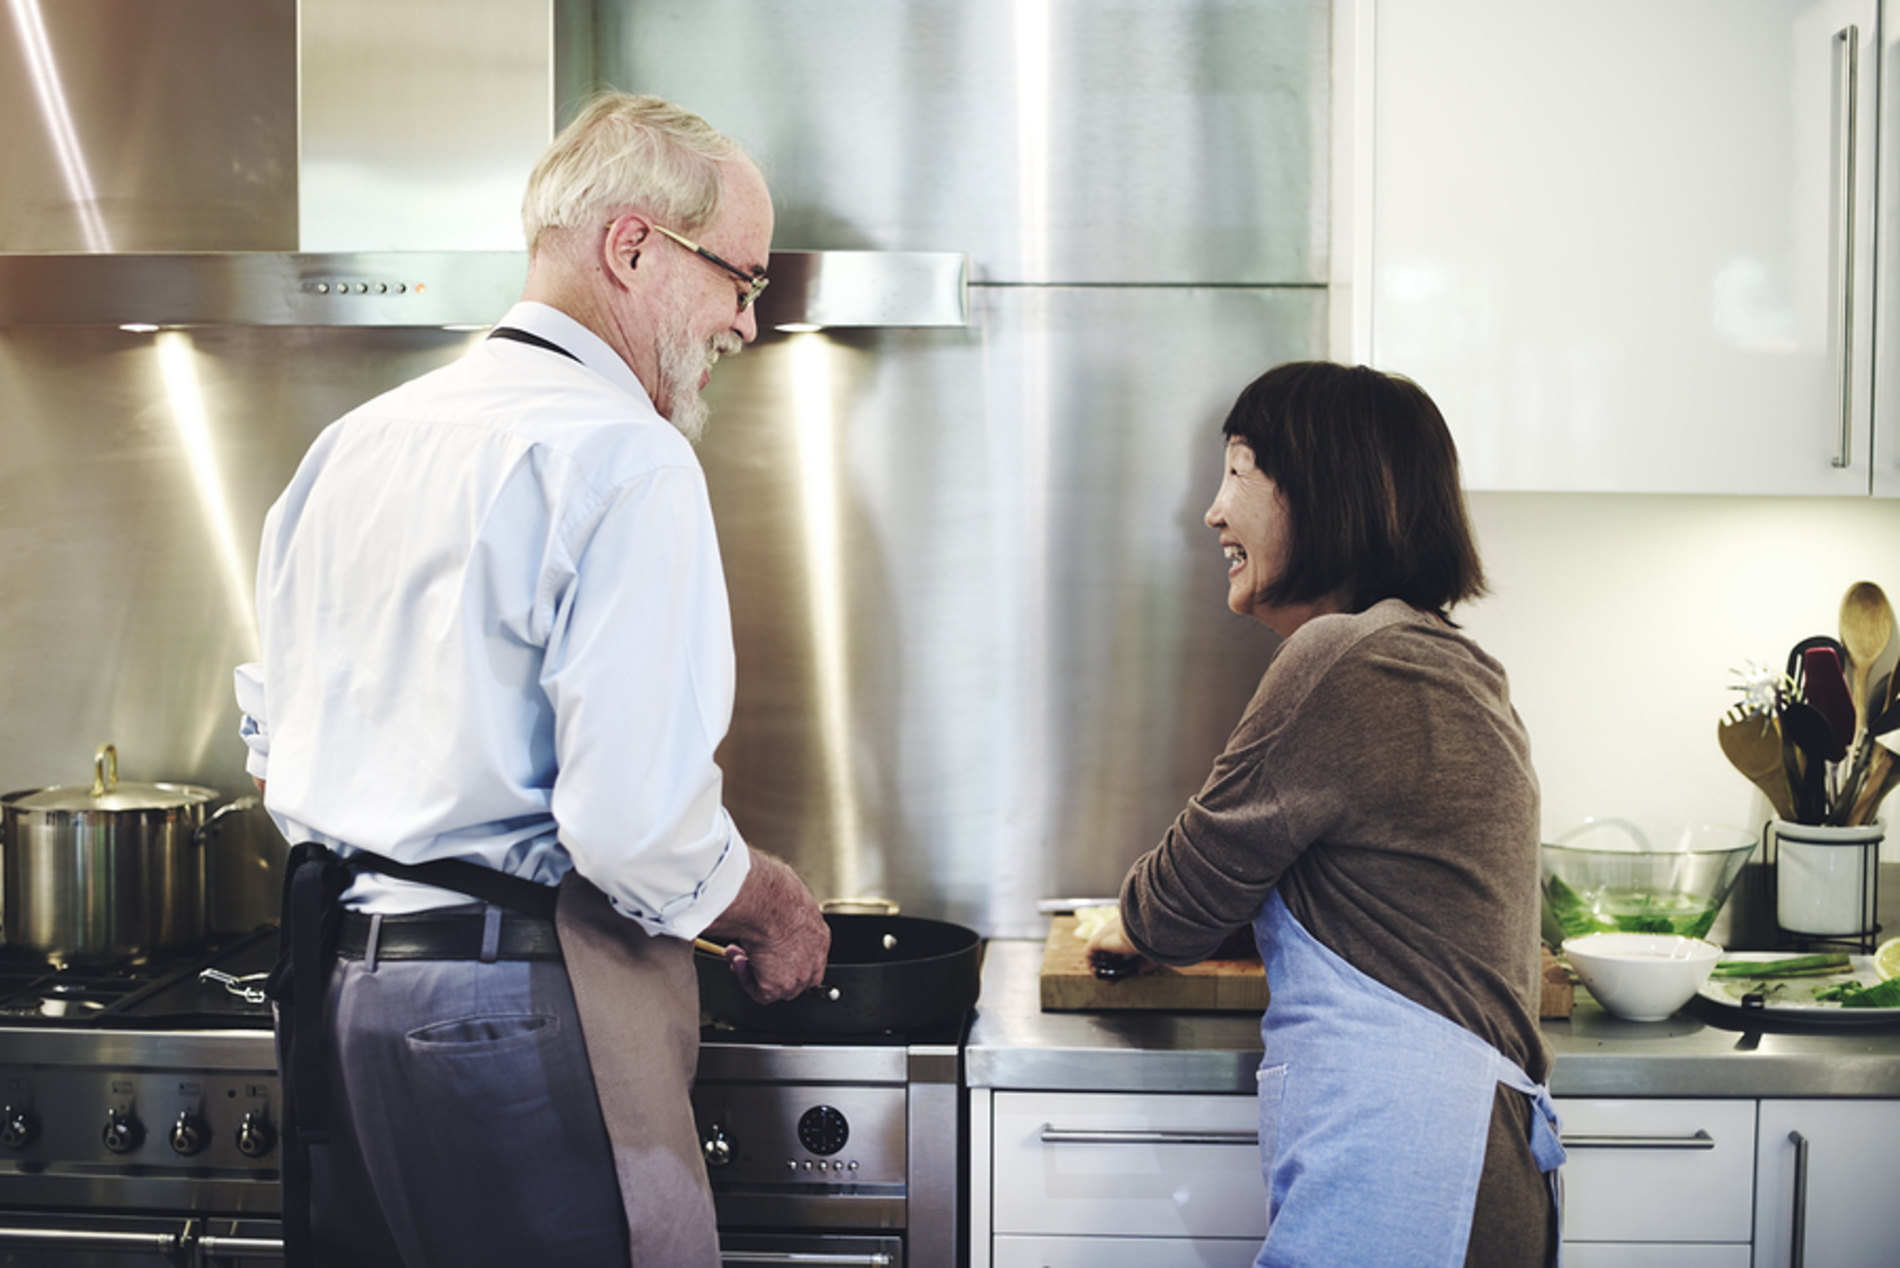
[1038,915,1269,1012]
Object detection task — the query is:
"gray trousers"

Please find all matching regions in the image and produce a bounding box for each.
[288,944,631,1267]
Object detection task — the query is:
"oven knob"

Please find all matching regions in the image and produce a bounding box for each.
[236,1111,276,1159]
[1,1106,36,1150]
[170,1111,210,1156]
[103,1109,144,1154]
[796,1105,849,1156]
[701,1123,733,1169]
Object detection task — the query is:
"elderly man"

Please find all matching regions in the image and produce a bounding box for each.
[235,93,829,1268]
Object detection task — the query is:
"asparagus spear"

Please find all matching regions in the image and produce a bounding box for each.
[1708,953,1852,979]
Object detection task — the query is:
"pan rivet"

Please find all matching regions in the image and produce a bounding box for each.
[881,934,897,950]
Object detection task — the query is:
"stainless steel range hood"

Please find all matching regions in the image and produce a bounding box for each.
[0,250,968,329]
[0,0,965,329]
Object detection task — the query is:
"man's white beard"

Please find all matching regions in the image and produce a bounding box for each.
[656,300,742,445]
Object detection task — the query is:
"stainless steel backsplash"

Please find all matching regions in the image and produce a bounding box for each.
[0,0,1330,938]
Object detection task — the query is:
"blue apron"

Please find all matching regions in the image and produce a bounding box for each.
[1251,890,1565,1267]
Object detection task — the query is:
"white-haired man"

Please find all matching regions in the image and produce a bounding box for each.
[236,93,828,1268]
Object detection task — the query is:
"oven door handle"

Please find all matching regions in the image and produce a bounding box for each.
[720,1254,895,1266]
[199,1232,286,1257]
[0,1225,183,1252]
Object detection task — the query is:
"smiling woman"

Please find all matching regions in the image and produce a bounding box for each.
[1099,361,1560,1268]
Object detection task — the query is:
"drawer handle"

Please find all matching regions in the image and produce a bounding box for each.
[720,1255,893,1266]
[1789,1129,1810,1268]
[1039,1126,1259,1147]
[1561,1129,1714,1151]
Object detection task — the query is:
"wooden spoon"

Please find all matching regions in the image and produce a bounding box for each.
[1717,708,1796,822]
[1847,743,1899,826]
[1840,581,1895,735]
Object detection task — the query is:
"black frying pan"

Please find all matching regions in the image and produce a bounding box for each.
[695,913,981,1035]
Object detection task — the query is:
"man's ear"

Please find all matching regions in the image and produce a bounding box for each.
[602,213,651,288]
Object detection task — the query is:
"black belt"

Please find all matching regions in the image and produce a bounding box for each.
[336,908,562,962]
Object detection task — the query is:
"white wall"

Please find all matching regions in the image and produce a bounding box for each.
[1458,491,1900,860]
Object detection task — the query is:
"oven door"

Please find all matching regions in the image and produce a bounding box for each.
[0,1214,283,1267]
[718,1230,902,1267]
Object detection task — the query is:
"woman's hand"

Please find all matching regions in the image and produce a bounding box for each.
[1082,906,1137,957]
[1080,906,1146,980]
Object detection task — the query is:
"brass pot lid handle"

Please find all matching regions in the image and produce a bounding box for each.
[91,743,118,798]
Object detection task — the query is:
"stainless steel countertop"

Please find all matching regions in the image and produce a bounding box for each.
[966,939,1900,1098]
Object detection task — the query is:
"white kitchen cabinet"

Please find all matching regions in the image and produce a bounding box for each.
[970,1089,1266,1268]
[1753,1098,1900,1267]
[1336,0,1886,495]
[1555,1097,1756,1258]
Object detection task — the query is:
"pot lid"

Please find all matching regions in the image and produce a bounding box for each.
[3,744,217,813]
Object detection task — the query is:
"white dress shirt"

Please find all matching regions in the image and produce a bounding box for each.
[235,301,750,938]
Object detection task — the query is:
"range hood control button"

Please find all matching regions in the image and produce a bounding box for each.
[103,1109,144,1154]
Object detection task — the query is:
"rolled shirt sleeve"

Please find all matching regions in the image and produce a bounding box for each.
[233,662,270,783]
[542,467,752,938]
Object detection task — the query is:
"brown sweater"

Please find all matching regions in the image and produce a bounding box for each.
[1122,599,1548,1080]
[1121,600,1554,1265]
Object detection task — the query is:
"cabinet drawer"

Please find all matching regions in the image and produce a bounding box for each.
[992,1091,1268,1238]
[994,1234,1263,1268]
[1562,1245,1751,1268]
[1556,1099,1755,1243]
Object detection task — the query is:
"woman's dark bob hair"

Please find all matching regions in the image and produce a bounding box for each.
[1222,361,1486,620]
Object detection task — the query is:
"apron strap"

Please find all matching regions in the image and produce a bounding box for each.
[487,325,581,363]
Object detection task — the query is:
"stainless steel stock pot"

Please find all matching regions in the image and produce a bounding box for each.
[2,743,234,963]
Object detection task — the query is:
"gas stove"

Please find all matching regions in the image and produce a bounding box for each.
[0,932,282,1264]
[0,931,977,1268]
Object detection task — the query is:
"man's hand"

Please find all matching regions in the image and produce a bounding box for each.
[702,850,829,1004]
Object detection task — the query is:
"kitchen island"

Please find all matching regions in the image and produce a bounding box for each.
[967,937,1900,1268]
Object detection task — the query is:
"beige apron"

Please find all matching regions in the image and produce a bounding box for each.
[555,873,721,1268]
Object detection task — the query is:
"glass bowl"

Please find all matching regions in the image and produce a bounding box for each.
[1540,818,1758,942]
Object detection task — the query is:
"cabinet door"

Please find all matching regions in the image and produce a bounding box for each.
[1554,1098,1756,1244]
[1352,0,1880,494]
[1873,9,1900,495]
[991,1091,1268,1239]
[1754,1099,1900,1268]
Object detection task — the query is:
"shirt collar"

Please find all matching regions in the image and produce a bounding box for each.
[491,301,648,405]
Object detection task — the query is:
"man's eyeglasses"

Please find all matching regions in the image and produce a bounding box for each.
[650,224,769,313]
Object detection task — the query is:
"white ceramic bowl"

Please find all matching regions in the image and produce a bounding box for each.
[1561,932,1723,1022]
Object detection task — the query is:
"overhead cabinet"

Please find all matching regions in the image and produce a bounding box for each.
[1339,0,1891,495]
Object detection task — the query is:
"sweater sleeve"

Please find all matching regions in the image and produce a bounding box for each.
[1120,625,1361,965]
